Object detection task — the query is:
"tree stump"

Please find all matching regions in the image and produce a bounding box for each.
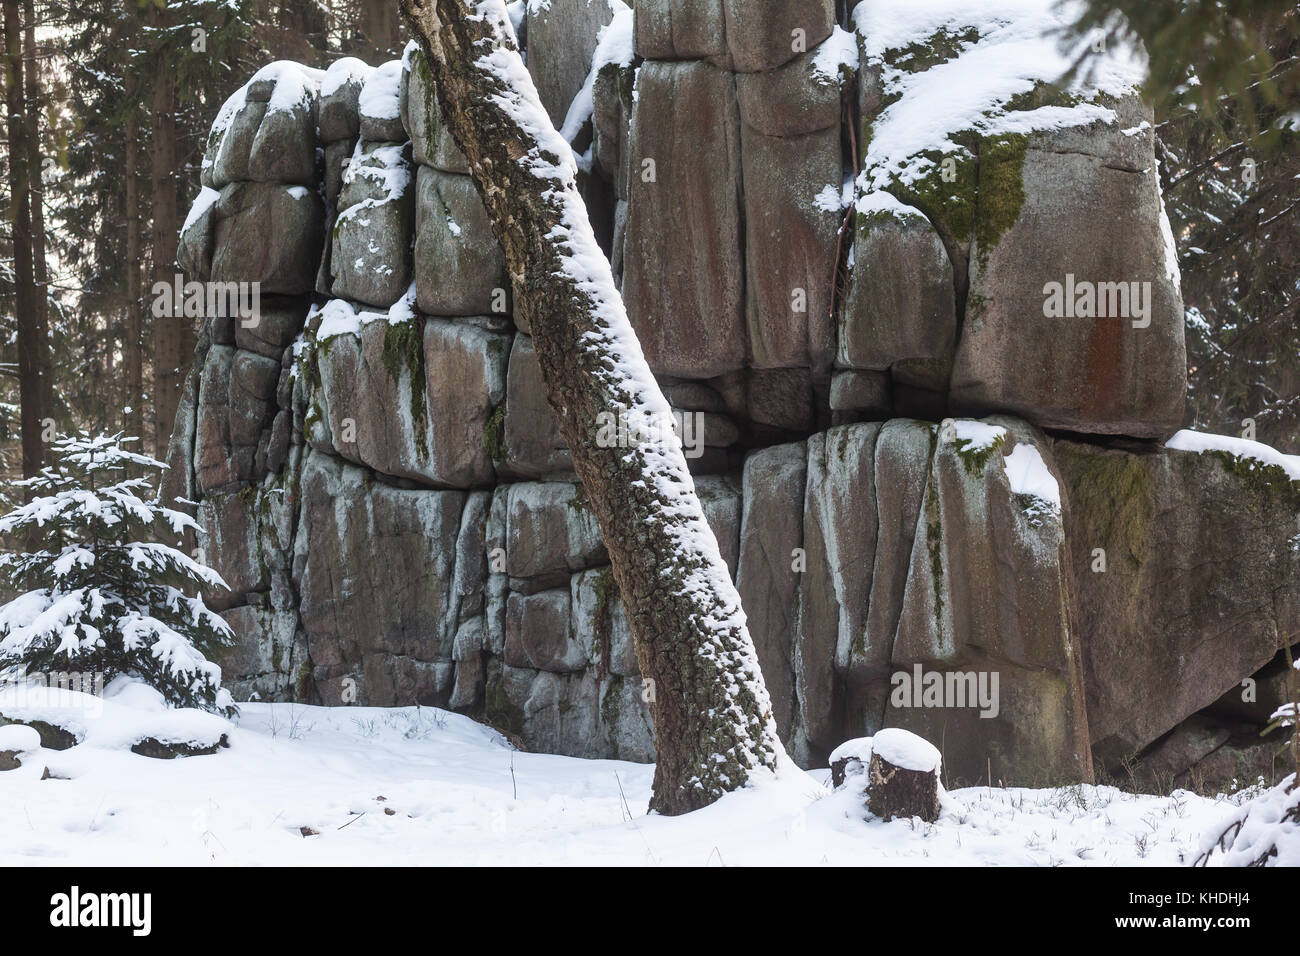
[866,728,942,822]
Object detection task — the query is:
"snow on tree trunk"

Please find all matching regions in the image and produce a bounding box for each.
[399,0,783,814]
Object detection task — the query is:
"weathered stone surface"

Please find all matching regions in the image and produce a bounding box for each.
[634,0,728,65]
[723,0,834,73]
[424,318,511,486]
[211,182,324,295]
[318,58,371,143]
[890,418,1091,787]
[592,61,634,197]
[1210,647,1300,726]
[403,46,471,173]
[216,605,304,702]
[799,425,882,760]
[746,367,815,434]
[234,298,307,360]
[623,61,745,379]
[332,143,415,309]
[211,63,320,187]
[695,474,742,575]
[195,346,238,491]
[505,588,586,672]
[571,567,638,677]
[357,60,406,142]
[1127,715,1233,793]
[526,0,616,127]
[736,442,805,744]
[951,99,1187,438]
[842,198,957,393]
[229,350,281,448]
[504,481,607,589]
[414,166,509,317]
[313,315,508,488]
[500,333,571,479]
[1055,438,1300,767]
[293,450,465,704]
[177,189,218,281]
[489,663,654,761]
[829,369,891,418]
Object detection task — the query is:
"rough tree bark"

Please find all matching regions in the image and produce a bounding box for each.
[150,2,185,457]
[399,0,784,814]
[21,0,50,427]
[123,58,143,446]
[3,0,44,478]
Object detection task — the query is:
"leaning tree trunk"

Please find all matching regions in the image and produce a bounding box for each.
[400,0,783,814]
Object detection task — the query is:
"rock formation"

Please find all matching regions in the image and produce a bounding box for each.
[167,0,1300,791]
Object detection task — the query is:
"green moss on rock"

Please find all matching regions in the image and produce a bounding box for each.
[481,401,506,464]
[381,318,429,462]
[974,133,1028,270]
[1058,446,1155,567]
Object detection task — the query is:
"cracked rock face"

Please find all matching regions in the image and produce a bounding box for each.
[165,3,1295,781]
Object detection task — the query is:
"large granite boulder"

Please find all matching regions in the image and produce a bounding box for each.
[331,142,415,309]
[1055,437,1300,767]
[293,451,466,706]
[210,182,324,295]
[414,166,510,317]
[526,0,617,126]
[950,100,1187,438]
[622,61,745,379]
[735,44,841,374]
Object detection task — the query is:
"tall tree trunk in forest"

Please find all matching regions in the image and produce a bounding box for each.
[123,98,143,444]
[150,4,185,457]
[400,0,784,815]
[359,0,401,63]
[21,0,50,426]
[3,0,44,478]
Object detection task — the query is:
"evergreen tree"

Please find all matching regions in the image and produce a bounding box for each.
[0,433,235,714]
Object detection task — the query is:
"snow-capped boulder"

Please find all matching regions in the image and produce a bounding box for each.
[209,62,321,187]
[357,60,406,142]
[318,57,372,143]
[0,723,41,769]
[950,95,1187,439]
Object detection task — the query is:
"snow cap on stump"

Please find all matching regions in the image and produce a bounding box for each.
[867,728,942,823]
[0,724,42,771]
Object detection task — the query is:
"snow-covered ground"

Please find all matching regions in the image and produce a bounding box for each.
[0,702,1274,866]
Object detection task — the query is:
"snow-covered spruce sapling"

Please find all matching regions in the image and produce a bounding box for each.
[0,434,236,715]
